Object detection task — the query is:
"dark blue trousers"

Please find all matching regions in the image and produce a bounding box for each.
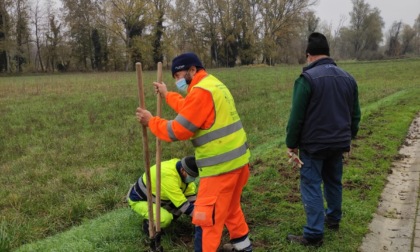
[299,149,343,240]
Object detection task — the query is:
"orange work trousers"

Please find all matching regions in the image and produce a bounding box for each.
[192,164,250,252]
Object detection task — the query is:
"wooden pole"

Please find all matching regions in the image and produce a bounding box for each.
[155,62,163,233]
[135,62,156,239]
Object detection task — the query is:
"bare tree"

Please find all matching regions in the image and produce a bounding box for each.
[31,0,45,72]
[0,0,12,72]
[213,0,239,67]
[15,0,31,72]
[62,0,97,71]
[152,0,169,66]
[260,0,315,65]
[166,0,206,69]
[414,14,420,56]
[45,14,62,72]
[400,24,416,55]
[318,15,347,59]
[349,0,369,57]
[107,0,152,70]
[197,0,219,66]
[386,21,402,57]
[348,0,383,59]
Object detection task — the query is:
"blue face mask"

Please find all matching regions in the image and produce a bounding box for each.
[176,78,188,93]
[184,175,195,183]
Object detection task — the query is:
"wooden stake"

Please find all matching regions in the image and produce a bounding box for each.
[135,62,155,239]
[155,62,163,233]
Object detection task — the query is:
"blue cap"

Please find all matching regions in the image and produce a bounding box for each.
[171,52,204,77]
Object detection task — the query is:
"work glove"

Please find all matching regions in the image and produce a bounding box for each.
[288,151,304,169]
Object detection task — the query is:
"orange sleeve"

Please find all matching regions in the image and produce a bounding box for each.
[148,88,215,142]
[148,116,173,142]
[166,92,185,113]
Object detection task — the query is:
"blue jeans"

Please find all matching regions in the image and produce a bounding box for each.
[194,226,202,252]
[299,149,343,240]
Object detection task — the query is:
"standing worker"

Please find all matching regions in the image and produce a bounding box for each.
[136,52,252,252]
[127,156,198,234]
[285,32,361,247]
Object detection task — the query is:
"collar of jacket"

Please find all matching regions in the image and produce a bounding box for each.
[303,57,336,72]
[187,69,208,92]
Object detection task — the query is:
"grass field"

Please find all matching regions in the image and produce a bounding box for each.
[1,58,420,251]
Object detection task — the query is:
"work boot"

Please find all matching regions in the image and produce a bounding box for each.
[286,234,323,247]
[325,216,340,231]
[220,243,252,252]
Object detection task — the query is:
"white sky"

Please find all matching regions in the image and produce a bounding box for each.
[311,0,420,33]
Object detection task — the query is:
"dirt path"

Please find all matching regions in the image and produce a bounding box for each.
[359,114,420,252]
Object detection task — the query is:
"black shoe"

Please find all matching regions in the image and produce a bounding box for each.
[286,234,323,247]
[142,219,149,235]
[325,216,340,231]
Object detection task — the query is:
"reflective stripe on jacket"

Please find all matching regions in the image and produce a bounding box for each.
[191,75,250,177]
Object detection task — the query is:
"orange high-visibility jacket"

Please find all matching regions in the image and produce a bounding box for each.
[148,70,214,142]
[148,70,250,177]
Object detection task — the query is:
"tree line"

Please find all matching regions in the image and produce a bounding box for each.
[0,0,419,73]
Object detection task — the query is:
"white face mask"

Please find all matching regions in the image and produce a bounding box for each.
[184,174,195,183]
[176,78,188,93]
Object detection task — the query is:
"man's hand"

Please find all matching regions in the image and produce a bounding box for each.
[153,81,168,98]
[136,107,152,126]
[287,148,298,155]
[287,148,303,169]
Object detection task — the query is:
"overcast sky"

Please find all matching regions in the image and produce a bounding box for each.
[311,0,420,33]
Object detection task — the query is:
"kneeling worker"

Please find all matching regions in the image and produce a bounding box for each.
[127,156,199,234]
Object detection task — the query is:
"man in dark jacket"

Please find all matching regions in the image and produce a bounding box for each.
[285,32,361,247]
